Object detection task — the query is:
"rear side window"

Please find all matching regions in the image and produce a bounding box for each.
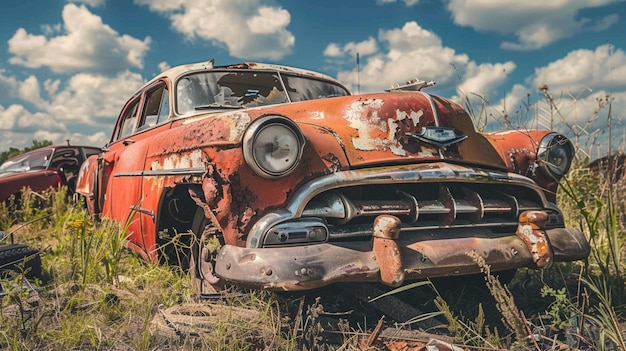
[140,84,169,131]
[116,99,139,141]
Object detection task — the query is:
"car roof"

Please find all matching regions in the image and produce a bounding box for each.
[4,144,99,162]
[140,60,348,93]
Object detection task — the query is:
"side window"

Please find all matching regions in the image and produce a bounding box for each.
[139,84,169,131]
[116,99,139,140]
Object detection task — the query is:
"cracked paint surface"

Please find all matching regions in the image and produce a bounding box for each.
[150,149,204,171]
[344,98,433,157]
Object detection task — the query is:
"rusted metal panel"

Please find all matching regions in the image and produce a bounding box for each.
[214,225,589,291]
[516,210,553,268]
[75,60,588,293]
[241,93,508,169]
[75,155,99,215]
[485,130,559,198]
[372,215,404,287]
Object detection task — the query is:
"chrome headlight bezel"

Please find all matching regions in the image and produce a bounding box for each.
[537,133,574,180]
[243,115,306,179]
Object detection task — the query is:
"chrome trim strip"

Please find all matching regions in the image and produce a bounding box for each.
[418,91,444,158]
[113,167,205,177]
[130,205,155,221]
[419,91,440,126]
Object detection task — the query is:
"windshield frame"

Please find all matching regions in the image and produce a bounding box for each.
[0,148,53,175]
[175,69,350,115]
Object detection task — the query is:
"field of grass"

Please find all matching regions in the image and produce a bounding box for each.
[0,159,625,350]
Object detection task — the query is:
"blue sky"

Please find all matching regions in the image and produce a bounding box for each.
[1,0,625,160]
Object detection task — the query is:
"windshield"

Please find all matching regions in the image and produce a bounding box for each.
[176,71,349,114]
[0,148,52,174]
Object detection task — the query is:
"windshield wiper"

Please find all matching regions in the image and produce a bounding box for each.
[194,103,243,110]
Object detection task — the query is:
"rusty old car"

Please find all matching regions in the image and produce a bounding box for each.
[76,60,590,295]
[0,143,101,204]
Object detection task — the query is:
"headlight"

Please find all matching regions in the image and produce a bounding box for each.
[243,116,305,178]
[537,133,574,180]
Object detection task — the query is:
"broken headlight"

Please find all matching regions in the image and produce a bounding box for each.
[243,115,305,178]
[537,133,574,180]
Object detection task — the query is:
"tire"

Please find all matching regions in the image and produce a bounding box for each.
[189,207,224,297]
[0,244,42,279]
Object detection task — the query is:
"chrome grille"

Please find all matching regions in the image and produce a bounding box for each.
[302,182,545,237]
[248,163,553,249]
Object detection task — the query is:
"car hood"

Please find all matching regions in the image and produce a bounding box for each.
[256,92,507,170]
[0,171,26,178]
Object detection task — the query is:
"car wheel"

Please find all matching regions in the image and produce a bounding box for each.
[0,244,42,279]
[189,207,224,297]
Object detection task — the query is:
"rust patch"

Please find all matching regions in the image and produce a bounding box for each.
[508,148,538,177]
[341,264,371,274]
[516,210,553,268]
[372,215,404,287]
[239,253,257,264]
[322,153,342,174]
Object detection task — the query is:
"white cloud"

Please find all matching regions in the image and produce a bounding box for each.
[0,70,19,102]
[531,44,626,93]
[446,0,621,50]
[324,37,378,59]
[0,105,19,131]
[0,104,65,134]
[523,44,626,149]
[330,22,484,93]
[158,61,171,72]
[48,71,145,126]
[323,43,343,58]
[478,43,626,159]
[0,69,144,150]
[376,0,420,6]
[67,0,106,7]
[41,23,62,36]
[456,61,516,101]
[44,79,61,97]
[532,91,625,155]
[18,76,46,108]
[8,4,151,73]
[134,0,294,60]
[246,6,290,34]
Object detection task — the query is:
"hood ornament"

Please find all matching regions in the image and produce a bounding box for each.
[407,126,467,149]
[386,78,436,92]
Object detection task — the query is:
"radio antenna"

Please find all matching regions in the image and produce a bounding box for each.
[356,52,361,94]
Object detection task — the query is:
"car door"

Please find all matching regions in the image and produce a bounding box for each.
[134,82,171,259]
[98,95,148,256]
[96,81,171,261]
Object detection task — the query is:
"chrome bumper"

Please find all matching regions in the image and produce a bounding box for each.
[214,223,590,291]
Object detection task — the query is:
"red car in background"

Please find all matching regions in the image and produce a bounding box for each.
[0,143,102,203]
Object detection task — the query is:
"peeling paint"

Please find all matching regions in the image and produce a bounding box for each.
[225,111,251,142]
[309,111,325,120]
[151,149,204,171]
[78,60,588,293]
[345,99,386,151]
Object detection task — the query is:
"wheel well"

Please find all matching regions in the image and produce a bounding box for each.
[155,184,201,266]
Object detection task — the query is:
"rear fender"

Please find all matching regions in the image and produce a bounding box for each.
[76,154,100,215]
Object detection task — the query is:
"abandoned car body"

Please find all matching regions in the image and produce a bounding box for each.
[0,143,101,203]
[76,61,590,293]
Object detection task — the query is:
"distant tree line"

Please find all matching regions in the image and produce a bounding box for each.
[0,140,53,165]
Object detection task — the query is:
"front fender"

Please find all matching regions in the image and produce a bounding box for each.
[485,130,560,199]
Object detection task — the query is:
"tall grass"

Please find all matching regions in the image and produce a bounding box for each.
[0,190,293,350]
[461,87,626,349]
[1,86,625,349]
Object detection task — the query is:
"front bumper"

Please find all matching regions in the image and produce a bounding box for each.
[214,220,590,291]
